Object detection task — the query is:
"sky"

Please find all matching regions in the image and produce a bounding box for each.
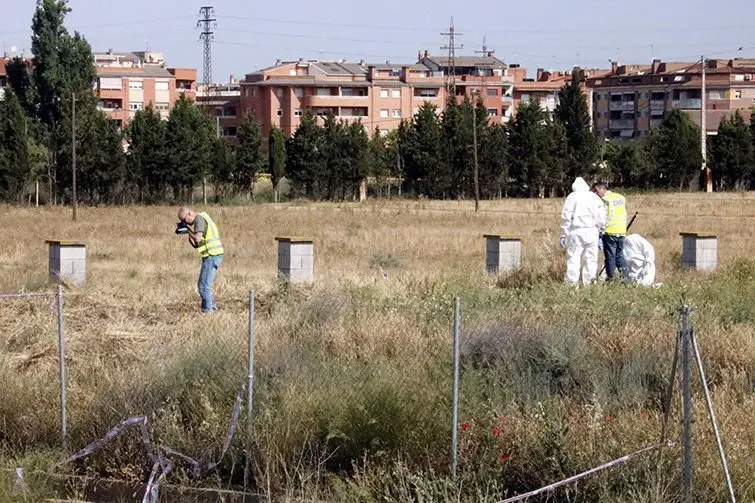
[1,0,754,83]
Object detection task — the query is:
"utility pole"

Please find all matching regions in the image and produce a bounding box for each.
[197,6,216,94]
[472,89,480,211]
[701,55,712,193]
[71,92,77,222]
[441,18,463,103]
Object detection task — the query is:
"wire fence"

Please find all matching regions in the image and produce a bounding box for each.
[2,286,738,502]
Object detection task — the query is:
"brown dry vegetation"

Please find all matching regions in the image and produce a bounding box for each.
[1,193,754,502]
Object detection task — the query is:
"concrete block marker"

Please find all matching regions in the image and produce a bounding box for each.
[47,240,87,287]
[680,232,717,271]
[275,237,314,284]
[483,234,521,274]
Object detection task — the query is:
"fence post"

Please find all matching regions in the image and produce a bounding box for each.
[57,284,68,453]
[691,327,737,502]
[244,290,256,490]
[451,296,461,477]
[680,306,693,502]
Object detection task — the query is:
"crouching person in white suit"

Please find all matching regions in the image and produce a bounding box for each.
[560,177,607,285]
[622,234,656,286]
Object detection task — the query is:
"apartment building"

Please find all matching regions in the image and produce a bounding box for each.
[588,58,755,139]
[239,52,516,138]
[512,66,610,119]
[93,50,196,126]
[196,78,242,144]
[0,58,8,101]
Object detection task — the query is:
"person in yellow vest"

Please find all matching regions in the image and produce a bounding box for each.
[591,182,630,281]
[177,207,225,313]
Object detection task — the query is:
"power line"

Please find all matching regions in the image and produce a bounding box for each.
[197,6,216,88]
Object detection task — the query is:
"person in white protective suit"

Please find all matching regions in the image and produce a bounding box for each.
[622,234,656,286]
[560,177,607,285]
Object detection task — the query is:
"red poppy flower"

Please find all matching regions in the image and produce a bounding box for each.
[460,422,470,431]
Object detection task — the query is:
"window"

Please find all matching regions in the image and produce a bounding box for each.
[414,88,439,98]
[128,80,143,89]
[294,88,303,98]
[225,107,237,117]
[155,102,169,111]
[155,81,169,91]
[294,109,302,117]
[276,88,283,98]
[486,88,498,96]
[391,89,400,98]
[391,109,401,118]
[734,74,745,82]
[277,108,283,116]
[380,109,389,118]
[99,77,121,90]
[735,90,742,99]
[224,127,237,137]
[708,90,725,100]
[380,89,389,98]
[129,102,143,111]
[487,108,498,116]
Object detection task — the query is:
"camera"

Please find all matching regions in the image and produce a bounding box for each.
[175,221,190,235]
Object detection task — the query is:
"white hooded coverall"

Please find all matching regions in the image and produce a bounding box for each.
[622,234,656,286]
[560,177,607,285]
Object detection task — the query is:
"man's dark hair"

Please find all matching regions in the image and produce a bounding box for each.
[591,182,608,191]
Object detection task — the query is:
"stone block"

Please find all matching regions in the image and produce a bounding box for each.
[275,237,314,284]
[47,240,86,287]
[484,234,521,274]
[680,232,717,271]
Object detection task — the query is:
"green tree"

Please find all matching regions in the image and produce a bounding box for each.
[5,57,38,119]
[553,74,598,186]
[29,0,101,203]
[603,140,652,188]
[399,102,446,196]
[0,89,33,202]
[710,111,754,190]
[441,97,474,198]
[165,95,214,201]
[285,111,323,198]
[646,110,702,189]
[321,113,348,199]
[369,128,398,196]
[210,138,236,201]
[268,126,286,201]
[127,104,167,202]
[508,100,552,197]
[343,121,370,200]
[478,123,509,198]
[235,112,264,197]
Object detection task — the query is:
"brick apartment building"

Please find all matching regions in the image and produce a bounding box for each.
[93,50,196,126]
[196,78,242,144]
[239,52,515,138]
[511,66,610,119]
[588,58,755,139]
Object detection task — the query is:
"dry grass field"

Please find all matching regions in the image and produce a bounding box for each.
[1,193,754,502]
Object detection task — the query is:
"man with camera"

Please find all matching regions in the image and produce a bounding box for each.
[176,207,224,313]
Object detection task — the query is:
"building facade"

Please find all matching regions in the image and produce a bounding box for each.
[196,78,242,144]
[512,66,610,119]
[239,53,515,138]
[588,58,755,139]
[93,50,196,126]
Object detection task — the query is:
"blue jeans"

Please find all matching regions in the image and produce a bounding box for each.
[602,235,629,280]
[198,254,223,312]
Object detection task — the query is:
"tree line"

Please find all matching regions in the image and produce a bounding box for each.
[1,1,753,205]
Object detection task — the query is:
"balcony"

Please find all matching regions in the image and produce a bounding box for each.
[672,98,701,109]
[301,95,369,107]
[413,93,439,100]
[609,119,635,129]
[609,101,635,111]
[650,99,666,110]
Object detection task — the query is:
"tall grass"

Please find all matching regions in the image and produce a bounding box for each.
[1,194,754,501]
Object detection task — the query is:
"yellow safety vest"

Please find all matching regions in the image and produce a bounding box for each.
[196,212,224,258]
[602,191,627,235]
